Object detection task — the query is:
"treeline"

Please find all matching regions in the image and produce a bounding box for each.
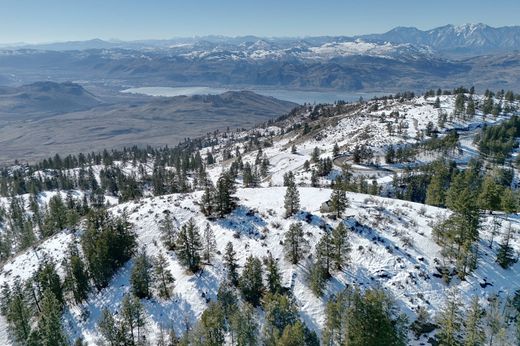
[476,115,520,164]
[0,208,136,345]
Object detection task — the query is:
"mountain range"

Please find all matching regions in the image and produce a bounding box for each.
[5,23,520,57]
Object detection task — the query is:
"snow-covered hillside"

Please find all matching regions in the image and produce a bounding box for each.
[0,91,519,345]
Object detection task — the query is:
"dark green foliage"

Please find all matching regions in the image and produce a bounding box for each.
[265,254,282,294]
[159,213,177,250]
[284,223,308,264]
[130,249,152,299]
[37,289,68,346]
[175,218,202,272]
[154,252,175,299]
[284,180,300,218]
[497,225,515,269]
[1,279,32,344]
[229,302,258,346]
[239,256,264,307]
[331,222,351,271]
[329,187,348,217]
[223,242,239,286]
[64,244,90,304]
[323,287,407,346]
[81,209,136,289]
[477,115,520,164]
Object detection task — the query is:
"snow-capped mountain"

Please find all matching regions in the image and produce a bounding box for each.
[360,23,520,56]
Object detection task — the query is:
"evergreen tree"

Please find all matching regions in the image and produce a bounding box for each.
[284,181,300,218]
[331,222,351,271]
[153,252,175,299]
[316,231,333,277]
[37,289,68,346]
[308,258,327,297]
[130,249,152,299]
[193,302,225,345]
[437,290,462,346]
[344,288,407,346]
[202,223,216,264]
[434,97,441,109]
[478,176,501,212]
[214,172,237,217]
[496,224,515,269]
[2,279,32,344]
[263,293,299,345]
[120,294,147,345]
[223,242,239,286]
[32,259,64,308]
[64,244,90,304]
[464,296,484,346]
[175,218,202,272]
[229,303,258,346]
[98,308,119,346]
[160,212,177,250]
[81,210,136,289]
[42,194,69,237]
[332,143,340,157]
[239,256,264,307]
[284,223,308,265]
[265,254,282,294]
[278,321,306,346]
[329,188,348,217]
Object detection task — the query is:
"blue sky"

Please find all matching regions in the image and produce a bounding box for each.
[1,0,519,43]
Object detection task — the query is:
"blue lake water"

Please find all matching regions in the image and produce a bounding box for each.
[121,86,387,105]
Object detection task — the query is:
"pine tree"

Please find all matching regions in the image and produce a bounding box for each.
[2,279,32,344]
[229,303,258,346]
[175,218,202,272]
[496,224,515,269]
[130,249,152,299]
[202,223,216,264]
[425,174,446,207]
[263,293,299,345]
[64,244,90,304]
[329,188,348,217]
[436,290,462,346]
[214,172,237,217]
[98,308,119,346]
[316,231,333,276]
[434,97,441,109]
[332,143,340,157]
[153,252,175,299]
[478,176,501,212]
[33,259,64,308]
[239,256,264,307]
[284,223,308,264]
[308,259,327,297]
[331,222,350,270]
[200,183,216,217]
[322,293,346,346]
[223,242,239,286]
[194,302,225,345]
[266,254,282,294]
[120,294,146,345]
[160,212,177,250]
[464,296,484,346]
[37,289,68,346]
[278,320,306,346]
[501,188,517,213]
[284,181,300,218]
[311,147,320,162]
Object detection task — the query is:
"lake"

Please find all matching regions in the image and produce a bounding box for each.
[121,86,387,105]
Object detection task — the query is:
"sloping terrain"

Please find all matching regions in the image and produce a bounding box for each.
[0,85,296,163]
[0,92,519,344]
